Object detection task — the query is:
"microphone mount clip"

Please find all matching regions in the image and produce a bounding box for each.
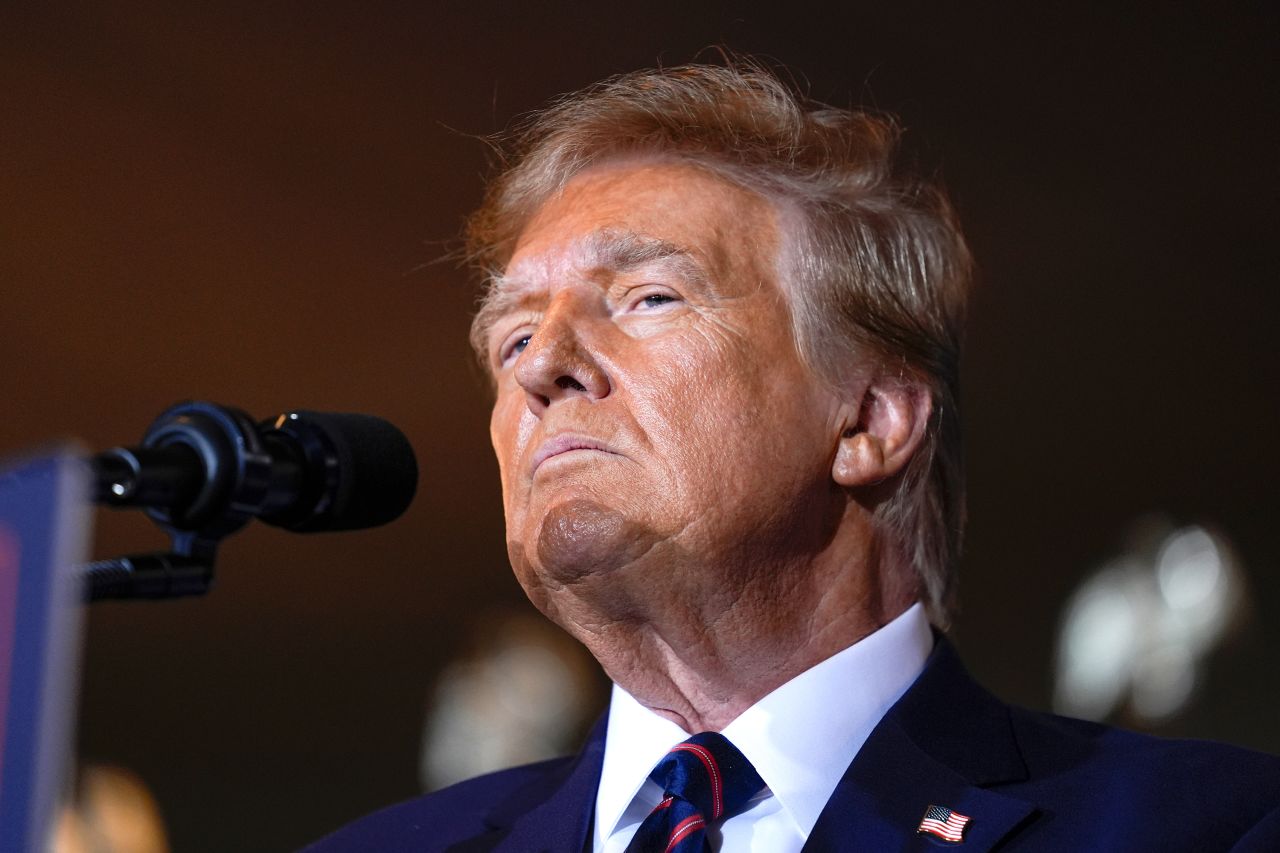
[88,401,285,601]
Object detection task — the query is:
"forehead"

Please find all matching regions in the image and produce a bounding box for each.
[502,227,705,291]
[502,161,781,291]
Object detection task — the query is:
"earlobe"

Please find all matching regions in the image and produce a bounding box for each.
[832,431,886,486]
[831,381,932,488]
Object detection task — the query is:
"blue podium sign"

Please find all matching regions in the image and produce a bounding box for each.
[0,448,91,852]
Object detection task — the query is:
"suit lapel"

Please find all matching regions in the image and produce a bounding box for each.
[466,717,606,853]
[804,638,1038,852]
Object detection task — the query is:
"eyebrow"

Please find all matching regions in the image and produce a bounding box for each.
[584,229,704,280]
[480,228,709,323]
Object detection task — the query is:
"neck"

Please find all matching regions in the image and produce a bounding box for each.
[544,516,919,732]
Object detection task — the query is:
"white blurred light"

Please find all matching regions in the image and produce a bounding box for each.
[1157,528,1222,611]
[1053,521,1244,725]
[1156,527,1238,653]
[1054,564,1139,720]
[1131,641,1196,721]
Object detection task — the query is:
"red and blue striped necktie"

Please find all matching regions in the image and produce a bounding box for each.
[624,732,766,853]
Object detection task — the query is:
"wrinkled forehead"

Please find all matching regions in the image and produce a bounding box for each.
[498,227,708,296]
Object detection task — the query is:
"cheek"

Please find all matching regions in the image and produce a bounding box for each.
[489,391,532,496]
[630,346,766,491]
[645,330,829,499]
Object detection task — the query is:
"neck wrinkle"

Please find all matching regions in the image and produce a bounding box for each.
[574,555,914,733]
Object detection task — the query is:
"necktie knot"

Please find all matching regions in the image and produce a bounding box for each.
[648,732,764,821]
[626,732,765,852]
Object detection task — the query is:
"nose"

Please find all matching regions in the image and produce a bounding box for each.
[514,294,611,416]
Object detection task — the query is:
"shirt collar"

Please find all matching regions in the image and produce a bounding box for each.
[593,602,934,842]
[595,679,688,849]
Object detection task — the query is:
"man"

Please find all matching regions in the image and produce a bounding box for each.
[308,62,1279,851]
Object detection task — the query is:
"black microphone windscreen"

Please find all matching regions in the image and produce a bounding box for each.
[264,410,418,532]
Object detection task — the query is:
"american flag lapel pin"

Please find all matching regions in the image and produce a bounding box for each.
[917,804,972,843]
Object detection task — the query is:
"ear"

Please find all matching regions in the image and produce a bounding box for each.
[832,379,932,488]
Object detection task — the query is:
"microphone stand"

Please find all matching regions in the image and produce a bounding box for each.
[83,551,215,602]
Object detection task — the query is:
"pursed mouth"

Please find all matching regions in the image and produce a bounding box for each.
[530,435,620,474]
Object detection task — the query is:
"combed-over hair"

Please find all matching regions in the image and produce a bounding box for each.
[467,61,972,627]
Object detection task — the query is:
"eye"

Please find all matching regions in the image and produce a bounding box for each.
[498,332,532,366]
[628,288,681,312]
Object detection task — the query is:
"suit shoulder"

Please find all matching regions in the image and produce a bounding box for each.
[300,757,575,852]
[1009,703,1280,778]
[1007,705,1280,835]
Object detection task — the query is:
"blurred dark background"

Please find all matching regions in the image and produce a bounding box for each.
[2,2,1276,849]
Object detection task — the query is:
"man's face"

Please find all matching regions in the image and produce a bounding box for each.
[484,161,846,618]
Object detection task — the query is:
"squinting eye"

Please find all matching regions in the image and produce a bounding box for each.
[641,294,676,308]
[503,334,531,363]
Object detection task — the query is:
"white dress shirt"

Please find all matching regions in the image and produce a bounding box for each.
[592,602,934,852]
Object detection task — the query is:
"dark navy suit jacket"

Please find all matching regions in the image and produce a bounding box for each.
[304,639,1280,851]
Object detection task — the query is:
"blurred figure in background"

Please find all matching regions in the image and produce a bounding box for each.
[54,765,169,853]
[420,610,605,791]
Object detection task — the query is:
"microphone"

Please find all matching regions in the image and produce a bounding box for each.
[93,401,418,534]
[86,401,418,601]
